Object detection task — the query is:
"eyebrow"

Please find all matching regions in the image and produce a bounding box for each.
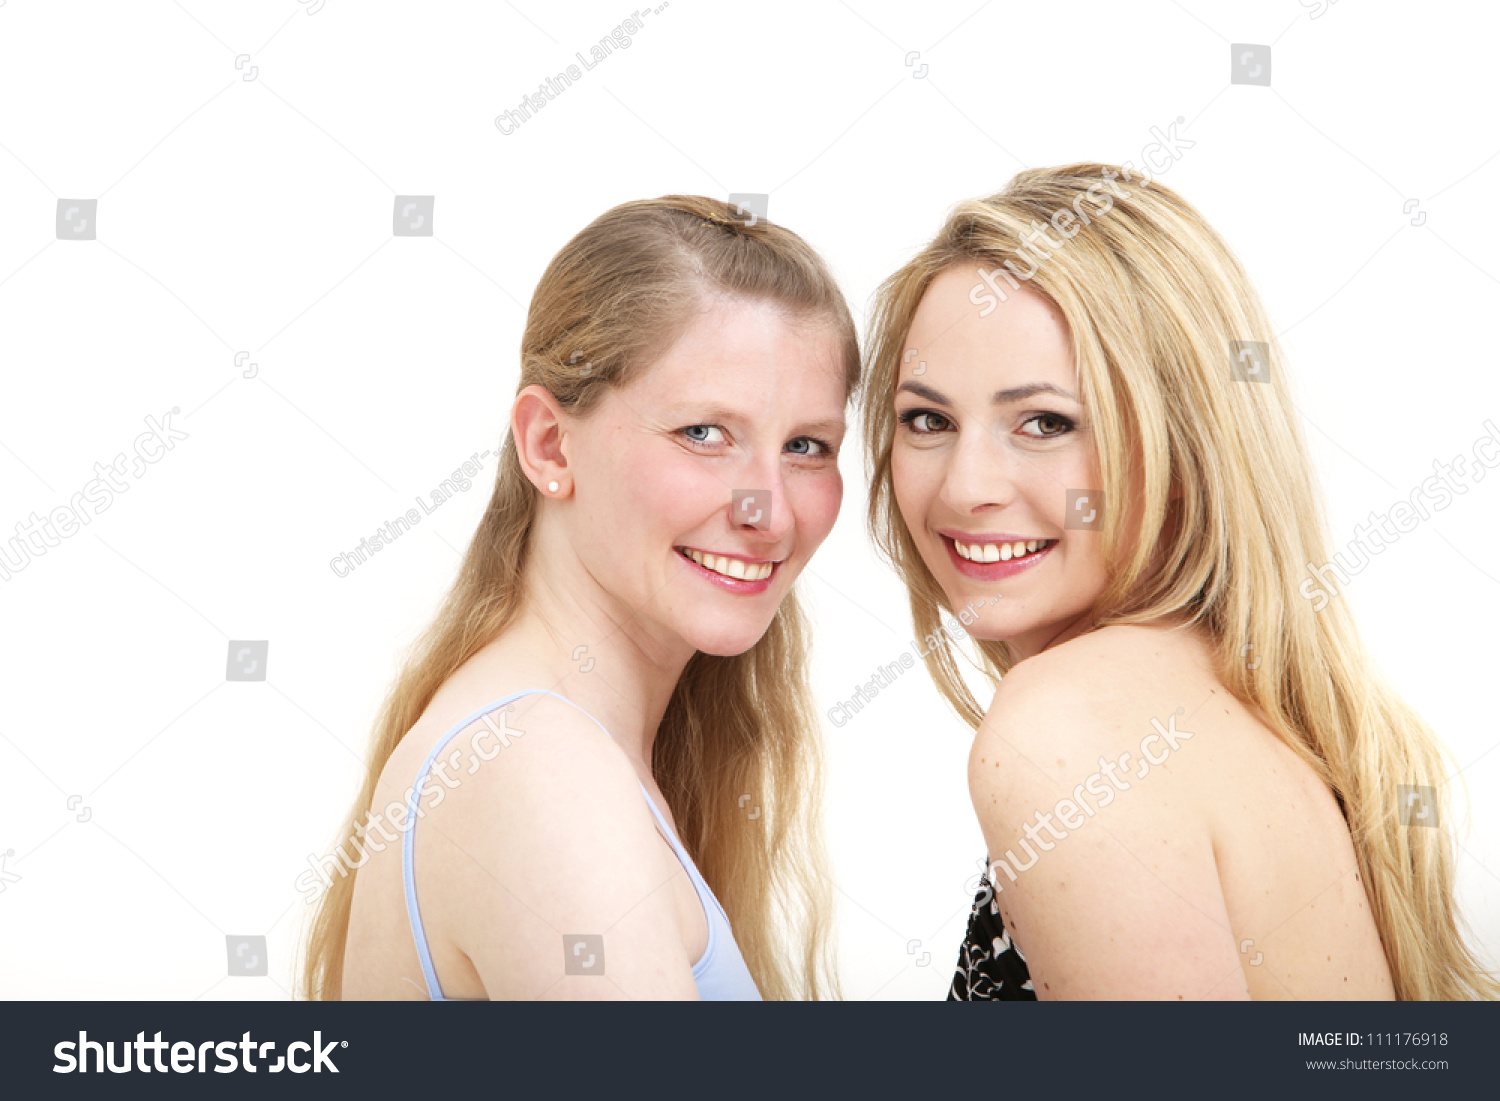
[895,380,1079,405]
[795,417,846,437]
[663,405,845,436]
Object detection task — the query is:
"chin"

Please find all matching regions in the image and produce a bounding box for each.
[931,597,1034,645]
[951,608,1012,643]
[681,620,776,659]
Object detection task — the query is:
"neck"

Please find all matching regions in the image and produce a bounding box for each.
[1005,608,1098,663]
[1007,605,1202,664]
[507,530,695,770]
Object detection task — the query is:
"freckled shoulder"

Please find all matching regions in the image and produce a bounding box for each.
[965,625,1242,1000]
[968,624,1211,815]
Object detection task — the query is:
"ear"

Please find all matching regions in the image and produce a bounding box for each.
[512,384,571,496]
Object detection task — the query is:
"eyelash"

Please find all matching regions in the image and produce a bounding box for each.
[679,425,833,456]
[897,409,1077,438]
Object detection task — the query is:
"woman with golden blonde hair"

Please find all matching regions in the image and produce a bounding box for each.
[863,163,1498,1000]
[300,196,854,1000]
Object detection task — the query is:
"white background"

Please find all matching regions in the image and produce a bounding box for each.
[0,0,1495,1001]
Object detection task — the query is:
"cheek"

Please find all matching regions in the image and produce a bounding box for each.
[640,457,726,531]
[1027,442,1101,523]
[584,436,714,542]
[1051,499,1111,588]
[789,469,843,545]
[1059,533,1110,607]
[890,446,941,531]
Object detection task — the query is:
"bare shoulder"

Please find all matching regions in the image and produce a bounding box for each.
[373,687,640,826]
[384,685,698,999]
[385,685,668,867]
[993,622,1211,704]
[967,624,1246,999]
[970,623,1216,793]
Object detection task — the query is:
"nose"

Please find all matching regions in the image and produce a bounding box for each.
[728,464,794,544]
[729,487,794,542]
[939,424,1019,518]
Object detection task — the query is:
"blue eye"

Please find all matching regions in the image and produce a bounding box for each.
[785,436,830,456]
[682,425,726,445]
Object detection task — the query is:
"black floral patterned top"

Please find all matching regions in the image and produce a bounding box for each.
[948,866,1037,1000]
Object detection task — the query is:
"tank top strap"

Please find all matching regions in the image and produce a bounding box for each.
[402,688,581,1000]
[401,687,733,1000]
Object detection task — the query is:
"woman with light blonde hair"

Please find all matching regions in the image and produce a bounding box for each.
[300,196,853,1000]
[863,163,1498,1000]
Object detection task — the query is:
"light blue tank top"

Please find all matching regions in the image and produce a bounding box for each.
[400,688,762,1001]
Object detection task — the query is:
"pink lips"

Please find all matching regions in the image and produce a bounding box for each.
[941,535,1056,580]
[675,548,779,594]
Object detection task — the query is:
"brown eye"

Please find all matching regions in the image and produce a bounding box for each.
[900,410,953,434]
[1020,413,1074,438]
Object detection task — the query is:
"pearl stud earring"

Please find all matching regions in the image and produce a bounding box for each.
[547,481,559,493]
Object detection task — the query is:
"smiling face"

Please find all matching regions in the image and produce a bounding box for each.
[562,295,849,657]
[890,265,1108,659]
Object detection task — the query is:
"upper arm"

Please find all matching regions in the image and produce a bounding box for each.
[968,648,1249,1000]
[419,695,700,1000]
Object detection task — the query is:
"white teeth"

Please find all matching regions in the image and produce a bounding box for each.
[954,538,1050,564]
[685,549,771,581]
[956,540,994,562]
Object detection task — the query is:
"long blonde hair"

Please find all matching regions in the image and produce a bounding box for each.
[862,163,1498,1000]
[302,196,857,1001]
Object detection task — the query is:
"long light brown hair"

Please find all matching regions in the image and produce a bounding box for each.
[862,163,1498,1000]
[301,196,858,1001]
